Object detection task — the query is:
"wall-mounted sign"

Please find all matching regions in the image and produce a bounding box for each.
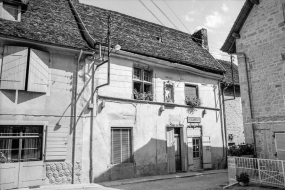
[187,117,201,123]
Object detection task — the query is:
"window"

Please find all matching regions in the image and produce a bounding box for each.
[111,128,132,164]
[0,46,49,93]
[133,67,153,101]
[185,84,198,100]
[0,126,43,163]
[0,1,20,21]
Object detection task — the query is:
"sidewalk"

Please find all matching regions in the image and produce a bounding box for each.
[19,169,227,190]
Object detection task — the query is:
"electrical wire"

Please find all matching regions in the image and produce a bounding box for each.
[162,0,191,34]
[150,0,179,30]
[137,0,165,26]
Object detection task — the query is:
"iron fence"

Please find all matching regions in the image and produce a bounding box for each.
[231,157,285,188]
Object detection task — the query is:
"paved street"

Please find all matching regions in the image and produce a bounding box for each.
[108,173,228,190]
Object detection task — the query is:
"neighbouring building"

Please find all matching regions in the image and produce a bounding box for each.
[221,0,285,160]
[218,60,244,147]
[0,0,229,189]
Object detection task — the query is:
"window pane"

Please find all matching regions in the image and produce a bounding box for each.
[144,70,151,82]
[3,2,18,20]
[144,84,152,93]
[185,85,197,99]
[133,68,141,80]
[21,138,42,162]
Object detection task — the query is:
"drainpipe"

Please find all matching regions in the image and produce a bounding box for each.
[89,14,111,183]
[218,76,226,169]
[238,53,257,156]
[72,50,83,184]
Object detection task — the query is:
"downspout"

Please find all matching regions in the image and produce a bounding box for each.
[72,50,83,184]
[238,52,257,155]
[90,13,111,183]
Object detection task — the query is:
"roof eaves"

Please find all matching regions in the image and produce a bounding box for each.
[220,0,254,53]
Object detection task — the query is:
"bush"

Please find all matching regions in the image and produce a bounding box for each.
[228,143,254,156]
[236,172,250,183]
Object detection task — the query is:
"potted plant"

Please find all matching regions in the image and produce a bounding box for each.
[236,172,250,186]
[134,89,153,101]
[185,96,201,107]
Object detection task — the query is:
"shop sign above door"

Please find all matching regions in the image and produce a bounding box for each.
[187,117,201,123]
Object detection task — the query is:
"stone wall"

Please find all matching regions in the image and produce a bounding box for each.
[236,0,285,158]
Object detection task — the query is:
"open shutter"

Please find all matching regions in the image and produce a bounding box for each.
[187,137,194,171]
[0,46,28,90]
[202,136,212,169]
[27,49,49,93]
[45,125,68,161]
[167,128,175,173]
[275,133,285,160]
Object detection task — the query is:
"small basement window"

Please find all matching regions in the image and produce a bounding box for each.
[0,1,21,21]
[133,67,153,101]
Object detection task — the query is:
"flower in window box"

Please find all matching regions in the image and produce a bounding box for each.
[185,96,201,107]
[134,89,153,101]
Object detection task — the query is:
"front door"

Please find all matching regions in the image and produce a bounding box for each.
[193,137,202,170]
[0,125,44,190]
[174,128,181,171]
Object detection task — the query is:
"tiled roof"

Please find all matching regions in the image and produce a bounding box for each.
[218,59,239,84]
[0,0,89,49]
[71,0,225,74]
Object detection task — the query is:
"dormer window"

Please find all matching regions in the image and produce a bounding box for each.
[0,1,21,21]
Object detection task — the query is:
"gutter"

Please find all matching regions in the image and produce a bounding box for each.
[237,52,257,156]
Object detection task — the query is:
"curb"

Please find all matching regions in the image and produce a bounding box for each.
[104,171,228,187]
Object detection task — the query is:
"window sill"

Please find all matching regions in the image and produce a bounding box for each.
[98,95,220,111]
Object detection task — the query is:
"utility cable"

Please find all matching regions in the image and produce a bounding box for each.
[162,0,191,34]
[138,0,165,26]
[150,0,179,30]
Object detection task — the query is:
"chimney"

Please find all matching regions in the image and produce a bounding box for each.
[192,28,209,51]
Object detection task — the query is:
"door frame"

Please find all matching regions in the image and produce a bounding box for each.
[0,120,47,189]
[192,136,202,170]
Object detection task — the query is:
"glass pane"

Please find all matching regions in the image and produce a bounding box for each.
[3,2,18,20]
[0,139,19,163]
[0,126,21,137]
[144,84,152,93]
[133,68,141,80]
[23,126,42,136]
[21,138,42,162]
[144,70,151,82]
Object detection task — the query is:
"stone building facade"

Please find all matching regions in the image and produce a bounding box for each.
[221,0,285,159]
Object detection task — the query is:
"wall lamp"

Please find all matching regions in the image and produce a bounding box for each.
[160,105,165,113]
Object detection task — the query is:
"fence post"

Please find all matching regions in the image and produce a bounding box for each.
[282,160,285,188]
[258,159,261,185]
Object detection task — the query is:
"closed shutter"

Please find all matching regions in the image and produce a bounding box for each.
[111,128,131,164]
[45,125,68,161]
[275,133,285,160]
[185,85,197,99]
[0,46,28,90]
[202,136,212,169]
[27,49,49,93]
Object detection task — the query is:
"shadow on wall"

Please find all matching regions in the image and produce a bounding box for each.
[92,137,227,183]
[94,138,168,183]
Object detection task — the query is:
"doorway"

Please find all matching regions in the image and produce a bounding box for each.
[0,125,44,190]
[192,137,202,169]
[174,128,181,171]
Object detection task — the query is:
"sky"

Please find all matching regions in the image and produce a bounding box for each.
[79,0,245,62]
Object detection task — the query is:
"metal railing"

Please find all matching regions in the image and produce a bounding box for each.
[231,157,285,188]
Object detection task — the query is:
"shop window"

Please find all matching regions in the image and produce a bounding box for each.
[0,125,43,163]
[111,128,132,164]
[0,46,49,93]
[0,1,21,21]
[133,67,153,101]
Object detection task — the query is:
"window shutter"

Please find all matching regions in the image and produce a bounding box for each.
[45,125,68,161]
[111,128,131,164]
[27,49,49,93]
[202,136,212,169]
[187,137,194,171]
[0,46,28,90]
[275,133,285,160]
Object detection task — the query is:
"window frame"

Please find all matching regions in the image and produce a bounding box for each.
[110,127,133,165]
[132,67,153,100]
[184,84,199,99]
[0,120,47,163]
